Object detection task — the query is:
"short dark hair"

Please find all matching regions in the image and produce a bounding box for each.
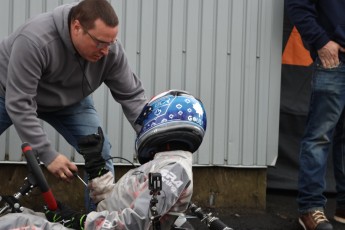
[71,0,119,30]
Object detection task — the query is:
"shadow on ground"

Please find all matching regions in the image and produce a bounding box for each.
[188,189,344,230]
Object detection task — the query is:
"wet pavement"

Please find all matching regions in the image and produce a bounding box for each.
[188,189,344,230]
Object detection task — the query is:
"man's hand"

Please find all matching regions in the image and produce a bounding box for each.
[318,41,345,68]
[78,127,109,180]
[47,154,78,182]
[45,201,86,230]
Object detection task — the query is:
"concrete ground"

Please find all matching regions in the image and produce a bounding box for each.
[188,189,344,230]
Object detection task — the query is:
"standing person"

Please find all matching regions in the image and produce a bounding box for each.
[0,90,208,230]
[0,0,146,186]
[286,0,345,229]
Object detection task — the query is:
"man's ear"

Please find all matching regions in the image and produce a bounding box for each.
[71,19,82,34]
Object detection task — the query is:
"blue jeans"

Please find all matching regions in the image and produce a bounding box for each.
[298,59,345,213]
[0,96,114,211]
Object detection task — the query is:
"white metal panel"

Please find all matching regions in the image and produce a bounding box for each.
[8,128,22,161]
[242,0,260,166]
[0,0,284,167]
[213,0,231,165]
[153,0,171,93]
[198,0,214,165]
[256,0,271,166]
[12,1,27,32]
[138,0,155,95]
[183,0,202,163]
[228,0,245,166]
[0,133,5,160]
[266,0,285,166]
[118,1,141,160]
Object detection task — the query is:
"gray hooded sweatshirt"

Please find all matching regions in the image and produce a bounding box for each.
[0,4,147,165]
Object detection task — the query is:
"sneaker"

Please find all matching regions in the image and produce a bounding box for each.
[334,208,345,224]
[299,210,333,230]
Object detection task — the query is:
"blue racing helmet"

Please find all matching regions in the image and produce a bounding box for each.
[135,90,207,164]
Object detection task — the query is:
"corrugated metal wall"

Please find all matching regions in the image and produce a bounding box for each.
[0,0,284,167]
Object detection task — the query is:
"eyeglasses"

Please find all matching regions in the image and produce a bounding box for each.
[84,29,116,49]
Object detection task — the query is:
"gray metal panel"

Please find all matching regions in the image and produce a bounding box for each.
[0,0,284,167]
[0,1,11,40]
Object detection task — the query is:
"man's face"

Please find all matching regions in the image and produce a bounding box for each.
[71,19,118,62]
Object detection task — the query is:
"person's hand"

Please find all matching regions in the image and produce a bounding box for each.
[46,154,78,182]
[318,41,345,68]
[78,127,109,180]
[45,201,86,230]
